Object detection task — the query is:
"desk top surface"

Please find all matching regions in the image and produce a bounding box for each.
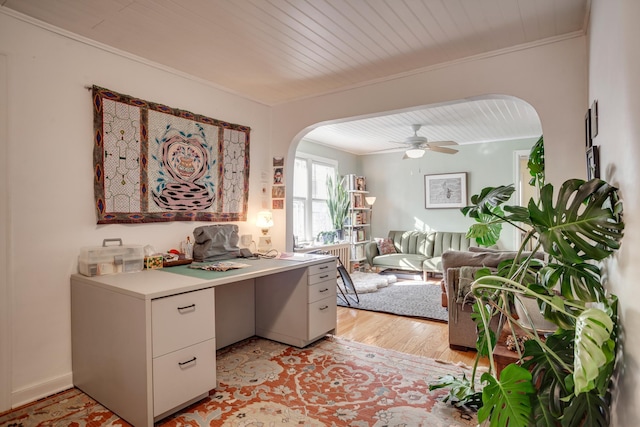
[70,254,335,300]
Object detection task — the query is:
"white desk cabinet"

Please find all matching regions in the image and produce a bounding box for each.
[256,259,337,347]
[71,255,335,427]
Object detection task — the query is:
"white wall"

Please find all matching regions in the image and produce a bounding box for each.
[362,138,537,249]
[0,12,271,407]
[296,139,360,176]
[272,36,588,251]
[589,1,640,425]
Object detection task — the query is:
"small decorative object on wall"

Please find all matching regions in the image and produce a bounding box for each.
[272,186,285,198]
[271,157,285,209]
[92,86,250,223]
[424,172,467,209]
[587,146,600,179]
[273,167,283,184]
[585,108,592,149]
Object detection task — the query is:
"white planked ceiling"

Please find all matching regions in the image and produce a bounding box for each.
[304,95,543,155]
[2,0,587,153]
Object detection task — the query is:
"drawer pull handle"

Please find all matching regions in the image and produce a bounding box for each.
[177,304,196,312]
[319,305,329,311]
[319,265,329,270]
[319,288,329,293]
[319,274,329,279]
[178,357,197,367]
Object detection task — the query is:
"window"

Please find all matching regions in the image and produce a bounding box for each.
[293,154,337,243]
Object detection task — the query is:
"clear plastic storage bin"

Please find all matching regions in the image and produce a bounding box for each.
[78,238,144,276]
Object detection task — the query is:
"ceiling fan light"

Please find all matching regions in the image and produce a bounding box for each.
[405,148,425,158]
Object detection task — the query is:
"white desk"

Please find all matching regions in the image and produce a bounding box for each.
[70,255,336,427]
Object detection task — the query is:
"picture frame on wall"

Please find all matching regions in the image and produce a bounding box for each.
[585,108,592,149]
[587,146,600,180]
[424,172,467,209]
[590,100,598,138]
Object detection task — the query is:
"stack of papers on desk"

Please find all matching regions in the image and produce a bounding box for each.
[278,252,330,262]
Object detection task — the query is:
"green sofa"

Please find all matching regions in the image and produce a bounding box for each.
[364,230,476,280]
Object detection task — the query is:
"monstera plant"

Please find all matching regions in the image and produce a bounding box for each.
[431,138,624,427]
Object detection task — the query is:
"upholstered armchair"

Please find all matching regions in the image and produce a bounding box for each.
[441,248,543,350]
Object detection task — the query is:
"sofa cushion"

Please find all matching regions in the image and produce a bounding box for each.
[375,237,397,255]
[370,253,426,271]
[433,232,475,257]
[387,230,432,257]
[422,256,442,273]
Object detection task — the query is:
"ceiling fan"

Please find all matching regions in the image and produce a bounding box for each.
[392,124,459,159]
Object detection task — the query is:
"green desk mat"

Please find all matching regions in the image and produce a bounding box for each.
[158,259,284,280]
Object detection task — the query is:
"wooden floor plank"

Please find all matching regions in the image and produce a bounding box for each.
[335,305,488,368]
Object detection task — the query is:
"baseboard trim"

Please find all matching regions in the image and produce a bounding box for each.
[11,372,73,409]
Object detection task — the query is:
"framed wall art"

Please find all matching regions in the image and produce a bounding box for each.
[585,108,592,149]
[424,172,467,209]
[587,146,600,180]
[92,86,250,224]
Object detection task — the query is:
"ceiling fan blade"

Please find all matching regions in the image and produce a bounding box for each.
[428,146,458,154]
[428,140,458,146]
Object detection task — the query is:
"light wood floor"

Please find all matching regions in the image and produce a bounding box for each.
[335,306,488,368]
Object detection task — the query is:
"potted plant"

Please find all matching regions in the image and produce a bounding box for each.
[316,230,337,245]
[326,175,350,239]
[430,138,624,427]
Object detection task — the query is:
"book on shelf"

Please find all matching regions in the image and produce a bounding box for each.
[353,193,364,208]
[350,245,364,259]
[350,211,365,225]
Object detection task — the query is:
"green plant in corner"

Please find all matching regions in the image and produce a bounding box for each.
[430,137,624,427]
[326,175,350,234]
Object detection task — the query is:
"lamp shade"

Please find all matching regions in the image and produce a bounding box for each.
[365,196,376,206]
[405,148,425,158]
[256,210,274,230]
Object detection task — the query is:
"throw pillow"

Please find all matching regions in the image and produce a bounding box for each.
[376,238,397,255]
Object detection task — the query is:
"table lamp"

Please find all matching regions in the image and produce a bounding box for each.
[256,210,274,253]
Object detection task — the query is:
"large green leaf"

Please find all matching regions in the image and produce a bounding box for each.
[539,262,605,302]
[522,330,574,421]
[478,364,535,427]
[428,373,483,409]
[461,185,515,220]
[466,206,505,246]
[527,135,545,189]
[528,179,624,264]
[471,301,497,357]
[574,308,614,394]
[561,389,610,427]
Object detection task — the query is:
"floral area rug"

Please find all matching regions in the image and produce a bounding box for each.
[0,336,478,426]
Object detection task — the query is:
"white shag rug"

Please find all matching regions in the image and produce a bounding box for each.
[338,271,397,294]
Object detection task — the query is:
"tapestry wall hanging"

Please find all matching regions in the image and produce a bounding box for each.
[92,85,250,224]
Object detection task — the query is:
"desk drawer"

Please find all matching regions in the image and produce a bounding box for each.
[308,261,335,277]
[153,338,216,416]
[308,281,336,303]
[308,270,334,286]
[308,297,336,340]
[152,288,215,357]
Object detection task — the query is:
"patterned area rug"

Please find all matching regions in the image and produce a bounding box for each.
[0,336,477,426]
[338,280,449,322]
